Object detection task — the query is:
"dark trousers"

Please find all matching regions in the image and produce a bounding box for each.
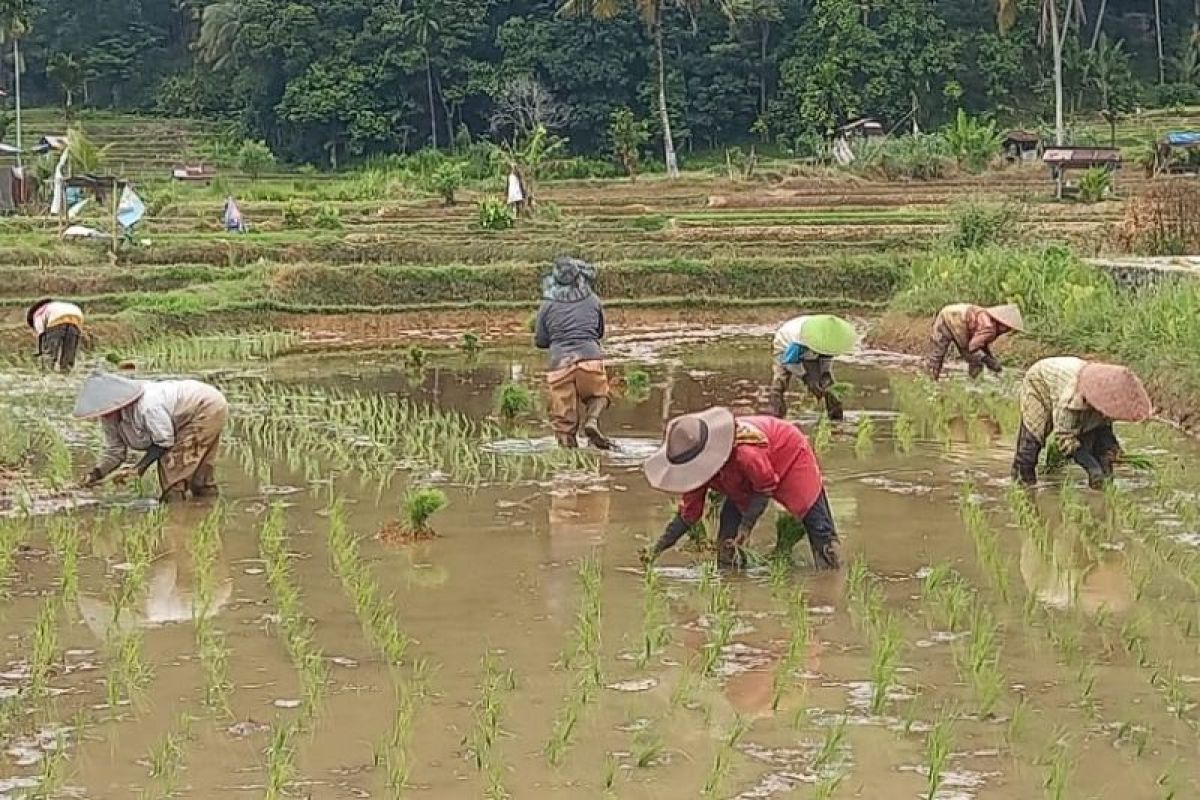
[769,359,843,420]
[716,490,839,568]
[38,324,81,372]
[1012,423,1120,488]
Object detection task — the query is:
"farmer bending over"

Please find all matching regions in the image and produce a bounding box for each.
[535,256,614,449]
[27,298,84,373]
[1013,357,1151,489]
[768,314,856,421]
[926,303,1023,381]
[75,372,230,501]
[642,407,841,569]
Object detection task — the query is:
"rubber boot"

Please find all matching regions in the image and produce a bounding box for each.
[1011,424,1042,485]
[582,398,615,450]
[555,432,578,449]
[824,393,845,422]
[809,537,842,570]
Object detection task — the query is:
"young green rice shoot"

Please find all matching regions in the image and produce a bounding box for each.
[403,486,448,535]
[925,708,956,800]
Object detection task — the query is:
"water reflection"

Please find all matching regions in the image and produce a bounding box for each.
[1019,530,1133,615]
[77,512,232,639]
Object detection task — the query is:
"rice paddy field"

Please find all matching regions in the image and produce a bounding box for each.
[2,328,1200,799]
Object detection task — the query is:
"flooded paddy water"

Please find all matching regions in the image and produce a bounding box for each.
[2,326,1200,799]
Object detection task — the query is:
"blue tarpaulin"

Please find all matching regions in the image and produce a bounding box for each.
[1164,132,1200,147]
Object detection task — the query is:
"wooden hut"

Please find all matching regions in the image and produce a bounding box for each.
[1042,147,1121,199]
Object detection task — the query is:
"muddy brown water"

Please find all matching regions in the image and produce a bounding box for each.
[1,328,1199,799]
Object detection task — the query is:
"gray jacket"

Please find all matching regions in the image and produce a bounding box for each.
[535,293,605,369]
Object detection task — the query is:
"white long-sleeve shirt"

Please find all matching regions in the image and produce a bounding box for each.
[95,380,225,476]
[32,301,83,335]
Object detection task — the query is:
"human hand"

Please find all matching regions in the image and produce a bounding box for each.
[110,466,139,486]
[1054,432,1081,456]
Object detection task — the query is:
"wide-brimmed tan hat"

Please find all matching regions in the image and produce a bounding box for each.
[1078,363,1152,422]
[984,304,1025,332]
[643,407,736,494]
[73,372,145,419]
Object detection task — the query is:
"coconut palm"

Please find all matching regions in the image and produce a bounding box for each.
[197,1,242,70]
[559,0,734,179]
[46,54,85,122]
[1153,0,1165,84]
[998,0,1084,146]
[402,0,441,149]
[0,0,29,157]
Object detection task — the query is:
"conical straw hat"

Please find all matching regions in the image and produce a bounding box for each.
[73,372,145,419]
[1078,363,1152,422]
[984,304,1025,332]
[797,315,857,356]
[643,407,736,494]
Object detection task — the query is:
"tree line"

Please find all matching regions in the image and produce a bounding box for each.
[0,0,1198,167]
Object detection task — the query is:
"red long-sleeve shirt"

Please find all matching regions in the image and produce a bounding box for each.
[678,416,824,523]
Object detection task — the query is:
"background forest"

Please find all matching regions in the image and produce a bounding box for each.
[0,0,1197,166]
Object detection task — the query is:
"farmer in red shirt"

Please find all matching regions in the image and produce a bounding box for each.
[642,407,840,569]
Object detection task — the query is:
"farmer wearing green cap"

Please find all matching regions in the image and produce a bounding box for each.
[768,314,857,421]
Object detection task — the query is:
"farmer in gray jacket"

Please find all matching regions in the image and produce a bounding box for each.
[535,257,614,449]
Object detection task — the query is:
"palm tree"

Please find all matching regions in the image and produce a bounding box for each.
[197,1,242,70]
[1153,0,1165,84]
[0,0,29,161]
[47,54,85,123]
[998,0,1084,146]
[1089,33,1130,146]
[402,0,441,149]
[560,0,734,179]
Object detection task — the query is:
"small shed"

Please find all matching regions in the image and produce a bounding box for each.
[1042,147,1121,199]
[1002,130,1040,162]
[838,118,885,141]
[1154,132,1200,176]
[172,164,217,183]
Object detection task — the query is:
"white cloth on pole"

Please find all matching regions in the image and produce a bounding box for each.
[506,172,524,205]
[49,148,69,215]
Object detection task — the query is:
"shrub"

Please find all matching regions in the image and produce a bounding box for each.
[477,198,515,231]
[1117,182,1200,256]
[429,163,462,206]
[237,140,277,181]
[946,201,1018,250]
[857,134,952,180]
[608,107,650,180]
[282,199,310,229]
[942,110,1001,173]
[313,204,342,230]
[1076,167,1112,204]
[403,487,447,535]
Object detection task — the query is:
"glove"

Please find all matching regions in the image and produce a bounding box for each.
[1053,431,1081,456]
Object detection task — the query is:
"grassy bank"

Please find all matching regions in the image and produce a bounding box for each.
[884,245,1200,430]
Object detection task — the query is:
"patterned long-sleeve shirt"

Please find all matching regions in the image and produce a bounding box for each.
[1018,357,1108,442]
[934,304,1001,354]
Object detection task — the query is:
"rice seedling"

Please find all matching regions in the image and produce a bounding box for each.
[147,714,192,794]
[771,587,811,712]
[326,496,413,667]
[869,614,903,714]
[461,331,482,358]
[546,556,604,767]
[406,345,428,373]
[0,518,24,598]
[961,607,1003,718]
[854,413,876,458]
[259,503,329,722]
[924,708,956,800]
[264,721,298,800]
[402,486,448,537]
[466,650,513,771]
[636,565,671,669]
[1006,695,1030,747]
[29,597,60,697]
[893,412,916,454]
[921,563,972,632]
[40,425,73,492]
[811,771,846,800]
[700,717,749,798]
[30,729,69,800]
[48,516,80,605]
[633,726,665,767]
[811,414,833,455]
[811,715,848,773]
[1040,735,1072,800]
[377,685,419,797]
[700,581,737,677]
[1150,663,1193,719]
[495,381,534,423]
[195,616,232,713]
[958,482,1009,601]
[544,693,583,767]
[624,366,652,398]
